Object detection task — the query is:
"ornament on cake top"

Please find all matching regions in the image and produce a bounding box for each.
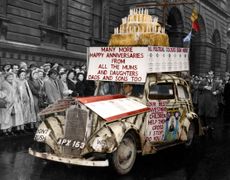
[109,8,169,47]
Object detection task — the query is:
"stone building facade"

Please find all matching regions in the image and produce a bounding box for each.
[0,0,122,68]
[0,0,229,76]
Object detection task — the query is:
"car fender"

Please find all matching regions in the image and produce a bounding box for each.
[87,118,142,154]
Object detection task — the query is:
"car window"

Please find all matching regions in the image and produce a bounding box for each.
[149,83,174,100]
[98,82,122,95]
[177,84,189,99]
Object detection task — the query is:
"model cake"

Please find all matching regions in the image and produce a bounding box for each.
[109,8,169,47]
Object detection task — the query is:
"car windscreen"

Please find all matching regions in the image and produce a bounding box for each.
[97,81,144,98]
[148,83,174,100]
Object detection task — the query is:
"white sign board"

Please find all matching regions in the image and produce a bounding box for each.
[87,47,148,83]
[148,46,189,73]
[84,97,149,122]
[87,46,190,83]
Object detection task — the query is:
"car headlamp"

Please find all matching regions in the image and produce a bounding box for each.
[91,137,108,152]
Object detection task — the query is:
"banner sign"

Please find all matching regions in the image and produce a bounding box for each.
[148,46,189,73]
[87,46,190,83]
[145,100,168,142]
[145,100,186,142]
[87,47,148,83]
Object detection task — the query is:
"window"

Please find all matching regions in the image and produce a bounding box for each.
[92,0,108,43]
[177,85,189,100]
[149,83,174,100]
[93,0,102,39]
[41,0,68,48]
[0,0,8,40]
[0,0,6,15]
[44,0,59,28]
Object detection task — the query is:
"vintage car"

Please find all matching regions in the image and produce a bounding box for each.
[29,73,203,175]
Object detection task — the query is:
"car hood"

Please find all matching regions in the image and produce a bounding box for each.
[77,94,150,122]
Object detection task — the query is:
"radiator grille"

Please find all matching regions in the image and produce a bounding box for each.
[63,105,88,157]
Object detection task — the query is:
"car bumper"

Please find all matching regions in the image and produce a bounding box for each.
[28,148,109,167]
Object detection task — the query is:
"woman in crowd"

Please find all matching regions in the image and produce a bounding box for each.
[28,68,43,126]
[75,72,86,97]
[66,70,78,97]
[58,71,72,98]
[1,72,23,135]
[17,69,36,131]
[0,73,7,134]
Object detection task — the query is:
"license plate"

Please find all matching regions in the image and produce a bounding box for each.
[34,129,51,142]
[57,138,85,149]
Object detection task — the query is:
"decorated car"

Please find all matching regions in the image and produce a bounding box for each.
[29,8,203,175]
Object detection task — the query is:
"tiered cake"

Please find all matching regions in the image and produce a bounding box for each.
[109,8,169,47]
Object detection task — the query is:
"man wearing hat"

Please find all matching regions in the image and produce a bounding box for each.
[43,69,62,104]
[198,70,220,131]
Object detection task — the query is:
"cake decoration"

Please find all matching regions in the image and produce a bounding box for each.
[109,8,169,47]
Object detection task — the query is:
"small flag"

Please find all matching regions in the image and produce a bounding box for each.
[190,8,200,32]
[183,31,192,43]
[190,9,198,22]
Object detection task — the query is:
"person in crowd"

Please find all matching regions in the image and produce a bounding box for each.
[12,64,19,78]
[51,63,59,71]
[19,62,28,70]
[0,73,7,135]
[215,76,225,115]
[66,70,78,97]
[58,71,73,98]
[44,69,62,104]
[57,64,66,74]
[224,75,230,120]
[2,64,12,73]
[190,75,201,113]
[28,68,43,124]
[1,72,23,135]
[37,68,45,82]
[16,69,37,132]
[75,72,86,97]
[80,64,87,74]
[73,65,81,74]
[42,63,51,81]
[198,71,220,130]
[29,63,37,70]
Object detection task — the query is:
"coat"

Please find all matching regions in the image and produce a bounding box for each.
[198,78,220,118]
[28,79,42,115]
[44,77,62,104]
[66,79,78,97]
[1,80,23,129]
[17,79,37,124]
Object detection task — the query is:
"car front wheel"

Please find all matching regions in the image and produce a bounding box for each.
[110,132,137,175]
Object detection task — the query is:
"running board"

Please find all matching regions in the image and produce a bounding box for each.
[155,141,184,151]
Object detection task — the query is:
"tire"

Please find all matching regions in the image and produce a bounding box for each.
[110,132,137,175]
[185,121,195,148]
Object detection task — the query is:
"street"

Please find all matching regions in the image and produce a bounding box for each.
[0,117,230,180]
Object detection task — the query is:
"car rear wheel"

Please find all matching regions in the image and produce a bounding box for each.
[110,132,137,175]
[185,121,195,147]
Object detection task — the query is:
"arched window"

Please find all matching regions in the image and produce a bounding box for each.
[211,30,221,72]
[166,7,184,47]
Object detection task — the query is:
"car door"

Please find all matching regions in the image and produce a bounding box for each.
[145,82,180,144]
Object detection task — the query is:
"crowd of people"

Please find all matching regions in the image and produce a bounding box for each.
[190,71,230,130]
[0,60,230,137]
[0,62,95,136]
